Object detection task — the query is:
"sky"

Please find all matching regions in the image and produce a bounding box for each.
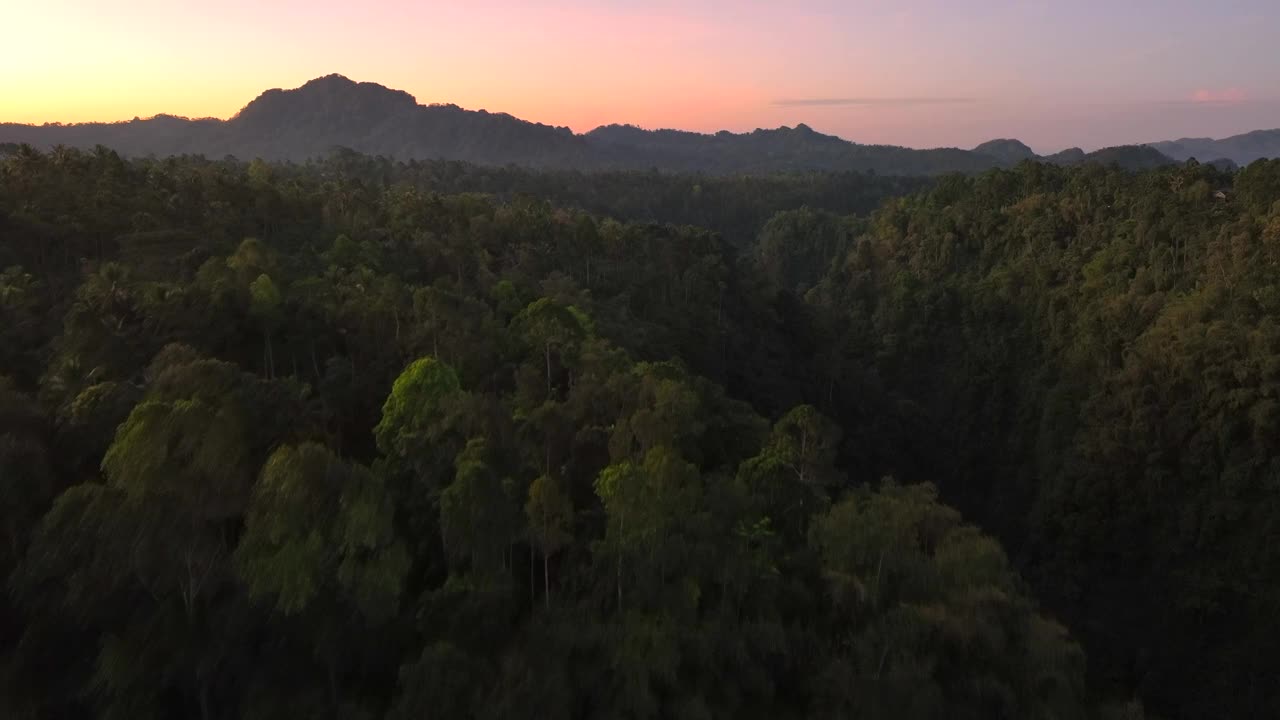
[2,0,1278,152]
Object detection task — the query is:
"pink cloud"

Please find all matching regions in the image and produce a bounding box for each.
[1191,88,1246,104]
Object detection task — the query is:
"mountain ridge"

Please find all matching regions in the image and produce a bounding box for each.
[1147,128,1280,166]
[1,73,1189,175]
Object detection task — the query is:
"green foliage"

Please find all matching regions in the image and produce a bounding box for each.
[513,297,591,398]
[0,267,46,386]
[0,378,52,571]
[525,473,573,604]
[374,356,465,462]
[595,447,702,610]
[526,475,573,550]
[738,404,843,538]
[388,642,485,720]
[101,357,255,518]
[248,273,282,322]
[9,146,1261,719]
[439,439,517,574]
[754,207,859,292]
[804,158,1280,717]
[236,442,407,620]
[808,481,1087,720]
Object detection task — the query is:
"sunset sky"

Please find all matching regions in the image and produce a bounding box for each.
[3,0,1278,152]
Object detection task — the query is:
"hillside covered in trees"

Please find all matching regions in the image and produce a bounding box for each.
[1,75,1178,175]
[1,144,1278,720]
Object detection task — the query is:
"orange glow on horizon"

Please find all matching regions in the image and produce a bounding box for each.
[0,73,750,133]
[3,1,1278,151]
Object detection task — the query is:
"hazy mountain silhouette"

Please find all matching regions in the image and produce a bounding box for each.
[0,75,591,167]
[1149,129,1280,166]
[970,139,1176,169]
[1068,145,1175,170]
[972,138,1038,164]
[586,122,998,174]
[1,74,1180,174]
[1042,147,1088,165]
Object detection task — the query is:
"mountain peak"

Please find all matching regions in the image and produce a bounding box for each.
[301,73,357,88]
[973,138,1037,163]
[230,74,418,130]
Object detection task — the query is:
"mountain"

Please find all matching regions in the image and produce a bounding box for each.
[1,74,1175,175]
[0,114,224,158]
[1066,145,1174,170]
[1149,129,1280,166]
[588,122,997,175]
[220,75,592,166]
[0,75,591,168]
[1042,147,1087,165]
[973,140,1175,169]
[973,138,1038,164]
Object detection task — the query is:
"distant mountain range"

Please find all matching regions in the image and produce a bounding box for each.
[1148,130,1280,167]
[3,74,1267,175]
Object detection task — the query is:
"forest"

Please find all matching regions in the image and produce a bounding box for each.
[1,143,1278,719]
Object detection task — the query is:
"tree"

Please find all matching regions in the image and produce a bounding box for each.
[236,442,407,619]
[16,346,310,718]
[374,356,468,468]
[374,356,472,558]
[0,377,52,569]
[808,481,1088,720]
[41,262,148,411]
[0,267,46,386]
[439,439,517,576]
[234,442,408,712]
[57,380,143,479]
[525,473,573,607]
[754,207,857,293]
[226,237,274,287]
[512,298,591,401]
[595,446,700,610]
[248,273,282,378]
[738,404,842,538]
